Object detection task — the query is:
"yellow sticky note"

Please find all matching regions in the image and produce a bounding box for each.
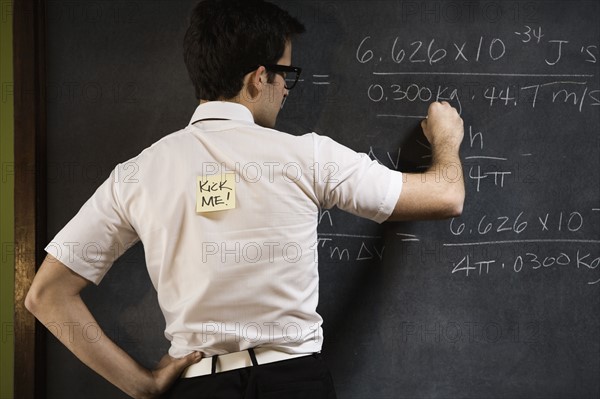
[196,173,236,213]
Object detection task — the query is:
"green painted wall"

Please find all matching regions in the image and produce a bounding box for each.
[0,0,14,398]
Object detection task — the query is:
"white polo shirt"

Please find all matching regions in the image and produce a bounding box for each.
[46,101,403,357]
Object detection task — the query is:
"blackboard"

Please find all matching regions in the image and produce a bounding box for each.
[44,1,600,398]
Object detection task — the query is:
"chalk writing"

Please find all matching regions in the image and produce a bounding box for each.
[357,27,598,118]
[317,234,385,263]
[369,81,599,112]
[450,249,599,285]
[356,30,597,67]
[443,207,599,285]
[358,35,509,65]
[316,24,599,292]
[448,209,594,238]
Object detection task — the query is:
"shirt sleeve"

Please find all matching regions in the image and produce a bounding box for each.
[45,164,140,285]
[312,133,403,223]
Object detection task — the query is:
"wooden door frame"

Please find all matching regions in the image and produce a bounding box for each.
[13,0,47,397]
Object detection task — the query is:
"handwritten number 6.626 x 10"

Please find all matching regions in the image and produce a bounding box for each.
[355,35,507,65]
[450,213,528,236]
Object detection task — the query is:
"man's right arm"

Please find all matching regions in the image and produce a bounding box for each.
[25,254,201,398]
[387,101,465,221]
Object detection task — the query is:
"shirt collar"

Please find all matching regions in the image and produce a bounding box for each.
[188,101,255,125]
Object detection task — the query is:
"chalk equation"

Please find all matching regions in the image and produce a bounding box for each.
[450,249,599,285]
[311,21,600,289]
[367,81,599,114]
[444,206,600,285]
[355,28,598,67]
[448,209,596,237]
[352,27,598,115]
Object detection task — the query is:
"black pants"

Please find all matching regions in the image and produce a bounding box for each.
[163,353,337,399]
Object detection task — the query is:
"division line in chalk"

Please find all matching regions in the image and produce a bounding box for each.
[521,153,533,156]
[465,156,508,161]
[372,72,595,78]
[443,239,600,247]
[312,82,331,85]
[401,239,421,242]
[313,75,330,78]
[318,233,381,239]
[377,114,426,119]
[592,208,600,212]
[541,81,587,87]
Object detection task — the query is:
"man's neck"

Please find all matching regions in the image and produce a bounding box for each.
[200,95,259,123]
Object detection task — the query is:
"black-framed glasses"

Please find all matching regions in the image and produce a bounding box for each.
[265,64,302,90]
[244,64,303,90]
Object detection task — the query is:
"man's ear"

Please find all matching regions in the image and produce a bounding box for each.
[246,66,267,99]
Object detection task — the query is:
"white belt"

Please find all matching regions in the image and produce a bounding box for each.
[181,348,311,378]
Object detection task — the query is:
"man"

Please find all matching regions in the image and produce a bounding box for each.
[25,0,465,398]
